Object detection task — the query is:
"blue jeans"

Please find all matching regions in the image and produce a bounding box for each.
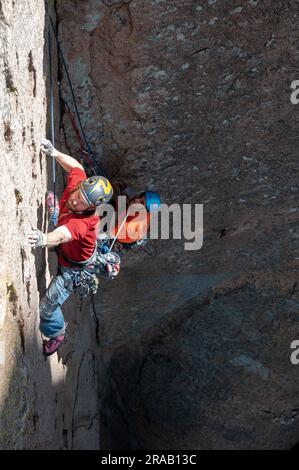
[39,267,76,338]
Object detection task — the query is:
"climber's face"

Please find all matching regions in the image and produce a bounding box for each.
[66,189,90,212]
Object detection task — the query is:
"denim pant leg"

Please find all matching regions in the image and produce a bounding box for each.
[39,268,75,338]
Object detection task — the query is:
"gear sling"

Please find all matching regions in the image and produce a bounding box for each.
[57,244,121,299]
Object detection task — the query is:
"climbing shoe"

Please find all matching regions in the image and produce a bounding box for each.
[46,191,59,226]
[43,334,65,356]
[46,191,59,215]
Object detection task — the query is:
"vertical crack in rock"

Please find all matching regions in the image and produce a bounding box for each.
[28,51,37,98]
[92,298,101,344]
[71,352,86,448]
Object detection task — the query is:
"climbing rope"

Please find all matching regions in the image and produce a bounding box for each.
[109,214,129,252]
[48,16,100,175]
[62,98,98,173]
[48,26,58,226]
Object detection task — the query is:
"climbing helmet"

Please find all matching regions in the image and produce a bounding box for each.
[80,175,113,207]
[145,191,161,212]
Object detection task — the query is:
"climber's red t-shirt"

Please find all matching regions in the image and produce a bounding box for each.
[57,168,99,268]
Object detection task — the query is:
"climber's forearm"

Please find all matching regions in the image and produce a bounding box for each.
[53,150,84,173]
[28,224,72,249]
[45,228,72,247]
[45,231,66,247]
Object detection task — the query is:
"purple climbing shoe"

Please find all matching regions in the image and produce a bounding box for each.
[45,191,59,216]
[43,334,65,356]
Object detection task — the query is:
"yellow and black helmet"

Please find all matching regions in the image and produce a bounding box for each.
[80,175,113,207]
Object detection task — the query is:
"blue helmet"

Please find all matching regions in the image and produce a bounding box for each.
[145,191,161,212]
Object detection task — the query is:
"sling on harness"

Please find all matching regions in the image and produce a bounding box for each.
[57,244,121,300]
[72,270,98,300]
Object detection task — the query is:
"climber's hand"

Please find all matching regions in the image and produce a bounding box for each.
[40,138,58,157]
[27,223,47,248]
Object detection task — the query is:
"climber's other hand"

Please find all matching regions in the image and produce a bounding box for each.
[40,138,58,157]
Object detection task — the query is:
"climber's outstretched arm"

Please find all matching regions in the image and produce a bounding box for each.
[27,225,72,248]
[45,226,72,247]
[40,138,84,173]
[52,149,84,173]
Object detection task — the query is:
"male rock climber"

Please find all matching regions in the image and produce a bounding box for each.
[27,139,115,356]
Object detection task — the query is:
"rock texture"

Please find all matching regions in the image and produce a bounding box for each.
[57,0,299,449]
[0,0,100,450]
[0,0,65,449]
[1,0,299,450]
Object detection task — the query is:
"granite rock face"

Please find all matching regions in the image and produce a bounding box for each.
[0,0,100,450]
[57,0,299,449]
[0,0,67,449]
[1,0,299,450]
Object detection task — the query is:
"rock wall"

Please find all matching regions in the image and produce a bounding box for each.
[0,0,100,450]
[0,0,65,449]
[57,0,299,449]
[1,0,299,450]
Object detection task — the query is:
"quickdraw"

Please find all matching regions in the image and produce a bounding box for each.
[72,269,99,300]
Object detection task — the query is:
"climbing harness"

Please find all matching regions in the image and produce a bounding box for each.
[57,243,121,300]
